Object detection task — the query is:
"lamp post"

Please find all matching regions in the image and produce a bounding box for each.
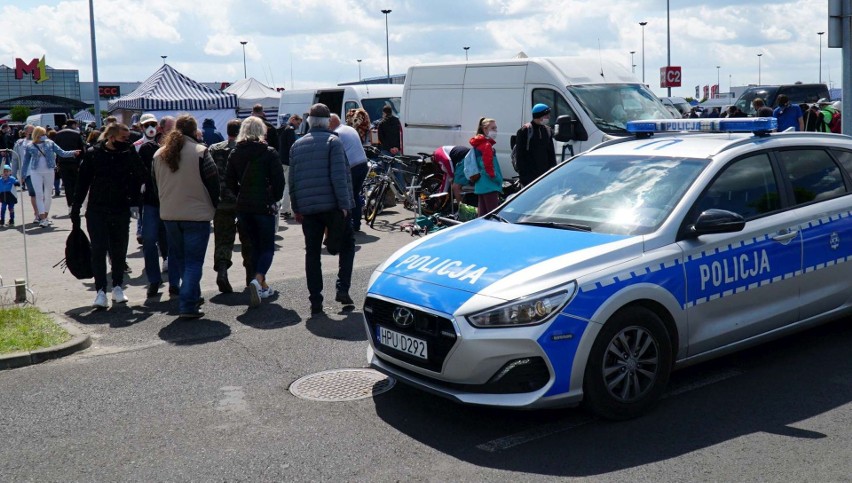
[88,0,102,129]
[161,55,167,65]
[357,59,362,82]
[716,65,720,98]
[630,51,636,74]
[639,21,648,84]
[240,41,248,79]
[666,0,671,96]
[757,53,763,85]
[818,31,825,84]
[464,46,470,61]
[381,9,392,84]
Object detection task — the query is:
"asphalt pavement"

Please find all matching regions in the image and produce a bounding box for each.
[1,196,852,481]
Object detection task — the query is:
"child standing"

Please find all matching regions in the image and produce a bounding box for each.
[0,164,20,226]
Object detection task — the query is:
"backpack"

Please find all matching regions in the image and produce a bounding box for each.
[510,124,532,172]
[828,110,842,134]
[64,225,93,279]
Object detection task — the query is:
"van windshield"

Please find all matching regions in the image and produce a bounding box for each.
[362,97,401,124]
[567,84,674,134]
[735,87,778,116]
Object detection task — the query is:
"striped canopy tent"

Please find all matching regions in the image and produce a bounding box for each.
[224,77,280,122]
[107,64,237,131]
[73,110,96,123]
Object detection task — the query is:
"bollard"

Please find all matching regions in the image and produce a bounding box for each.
[14,279,26,303]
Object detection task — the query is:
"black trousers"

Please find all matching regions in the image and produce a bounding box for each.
[58,163,79,208]
[301,211,355,307]
[86,211,130,292]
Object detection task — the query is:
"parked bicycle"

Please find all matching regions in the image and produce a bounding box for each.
[362,151,447,228]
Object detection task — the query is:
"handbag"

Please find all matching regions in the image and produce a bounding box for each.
[322,137,347,255]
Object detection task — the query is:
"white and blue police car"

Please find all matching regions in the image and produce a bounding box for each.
[364,118,852,419]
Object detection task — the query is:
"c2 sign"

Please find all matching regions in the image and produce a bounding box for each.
[660,66,682,88]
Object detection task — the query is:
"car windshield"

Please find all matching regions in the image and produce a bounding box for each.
[498,155,709,235]
[735,87,778,116]
[362,97,401,125]
[567,84,674,134]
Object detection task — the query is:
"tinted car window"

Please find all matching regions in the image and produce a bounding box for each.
[776,150,847,204]
[831,150,852,179]
[777,85,829,105]
[694,154,780,220]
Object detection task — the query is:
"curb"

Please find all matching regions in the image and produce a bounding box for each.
[0,312,91,371]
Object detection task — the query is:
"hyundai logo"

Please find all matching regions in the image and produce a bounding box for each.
[392,307,415,328]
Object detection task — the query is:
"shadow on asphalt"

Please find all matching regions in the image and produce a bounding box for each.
[371,317,852,477]
[235,302,301,330]
[158,318,232,346]
[353,232,380,245]
[66,304,156,328]
[305,310,367,341]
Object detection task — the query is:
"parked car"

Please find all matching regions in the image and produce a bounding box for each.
[735,84,829,116]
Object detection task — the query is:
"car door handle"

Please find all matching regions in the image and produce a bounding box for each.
[772,230,798,244]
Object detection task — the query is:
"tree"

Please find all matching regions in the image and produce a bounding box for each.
[9,106,30,122]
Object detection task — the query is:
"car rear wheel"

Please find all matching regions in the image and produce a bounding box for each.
[583,306,672,420]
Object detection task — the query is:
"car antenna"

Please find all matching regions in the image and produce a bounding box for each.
[598,38,605,78]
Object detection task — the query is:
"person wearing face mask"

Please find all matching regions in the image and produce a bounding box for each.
[22,126,81,228]
[71,123,145,309]
[468,117,503,217]
[514,103,556,187]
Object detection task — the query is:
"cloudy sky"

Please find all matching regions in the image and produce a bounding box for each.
[1,0,842,98]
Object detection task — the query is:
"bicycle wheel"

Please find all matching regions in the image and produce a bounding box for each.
[365,181,387,228]
[419,175,448,216]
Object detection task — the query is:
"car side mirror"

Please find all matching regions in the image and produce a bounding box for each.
[688,209,746,237]
[554,115,578,142]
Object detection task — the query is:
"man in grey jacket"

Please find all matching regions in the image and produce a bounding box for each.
[289,103,356,316]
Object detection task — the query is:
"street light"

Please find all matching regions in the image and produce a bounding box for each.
[381,9,392,84]
[666,0,671,96]
[639,21,648,84]
[240,41,248,79]
[630,51,636,74]
[818,31,825,84]
[716,65,720,98]
[464,46,470,61]
[88,0,102,129]
[757,53,763,85]
[357,59,362,82]
[161,55,167,65]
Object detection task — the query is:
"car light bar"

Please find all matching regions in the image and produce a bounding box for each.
[626,117,778,134]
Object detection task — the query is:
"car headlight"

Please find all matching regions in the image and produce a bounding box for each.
[466,283,577,328]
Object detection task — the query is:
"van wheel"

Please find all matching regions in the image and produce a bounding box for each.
[583,306,672,420]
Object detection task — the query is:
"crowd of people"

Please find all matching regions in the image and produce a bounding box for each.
[686,96,843,133]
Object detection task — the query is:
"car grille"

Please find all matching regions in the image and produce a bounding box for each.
[364,297,457,372]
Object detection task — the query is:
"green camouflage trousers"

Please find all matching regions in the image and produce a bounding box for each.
[213,205,253,277]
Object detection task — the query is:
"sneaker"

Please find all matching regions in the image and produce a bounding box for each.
[161,259,168,272]
[146,282,163,297]
[32,217,39,225]
[335,292,355,306]
[7,220,14,227]
[38,219,49,228]
[112,286,128,304]
[178,310,204,320]
[248,279,261,308]
[259,287,277,299]
[281,211,292,220]
[92,290,108,309]
[46,219,53,226]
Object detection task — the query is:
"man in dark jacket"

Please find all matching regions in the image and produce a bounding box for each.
[289,103,355,316]
[376,105,401,155]
[210,119,253,293]
[276,114,302,219]
[252,104,279,152]
[53,119,86,211]
[515,104,557,186]
[201,118,224,146]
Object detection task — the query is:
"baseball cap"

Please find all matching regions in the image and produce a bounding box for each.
[139,113,157,125]
[309,103,331,118]
[2,164,11,171]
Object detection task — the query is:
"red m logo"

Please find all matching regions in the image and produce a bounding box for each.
[15,56,49,83]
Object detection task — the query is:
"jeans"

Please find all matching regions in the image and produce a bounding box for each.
[58,164,78,208]
[29,169,54,215]
[238,213,276,277]
[164,220,211,314]
[350,162,368,230]
[141,205,176,287]
[0,203,14,222]
[301,211,355,307]
[54,173,61,196]
[86,210,130,292]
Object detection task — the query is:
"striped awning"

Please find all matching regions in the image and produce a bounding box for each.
[74,110,96,122]
[107,64,237,112]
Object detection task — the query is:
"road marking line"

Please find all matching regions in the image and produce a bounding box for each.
[476,417,594,453]
[663,369,744,398]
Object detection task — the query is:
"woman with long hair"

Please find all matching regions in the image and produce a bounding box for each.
[152,115,220,319]
[225,116,285,308]
[70,123,145,308]
[23,126,80,227]
[469,117,503,216]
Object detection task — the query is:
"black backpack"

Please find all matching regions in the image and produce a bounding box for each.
[64,225,93,279]
[510,124,532,172]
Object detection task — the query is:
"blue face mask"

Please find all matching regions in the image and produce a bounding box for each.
[39,136,47,142]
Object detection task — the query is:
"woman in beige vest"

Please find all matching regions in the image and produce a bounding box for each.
[152,115,220,319]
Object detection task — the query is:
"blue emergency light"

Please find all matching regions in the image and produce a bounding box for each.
[626,118,778,134]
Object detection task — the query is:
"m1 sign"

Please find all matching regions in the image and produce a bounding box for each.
[15,56,49,84]
[659,66,682,88]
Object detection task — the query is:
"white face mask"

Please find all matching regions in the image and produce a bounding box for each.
[487,130,498,139]
[144,126,157,139]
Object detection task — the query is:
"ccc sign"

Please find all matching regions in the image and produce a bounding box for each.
[659,66,682,88]
[98,86,121,98]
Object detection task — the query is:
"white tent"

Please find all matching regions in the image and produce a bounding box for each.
[224,78,280,121]
[107,64,238,132]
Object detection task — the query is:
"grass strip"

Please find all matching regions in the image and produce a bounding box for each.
[0,307,70,355]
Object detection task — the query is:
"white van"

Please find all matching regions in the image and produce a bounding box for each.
[25,113,69,129]
[401,57,674,175]
[277,85,402,134]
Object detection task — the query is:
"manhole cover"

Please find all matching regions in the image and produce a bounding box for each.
[289,368,396,402]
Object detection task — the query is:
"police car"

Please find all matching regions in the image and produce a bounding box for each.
[364,118,852,420]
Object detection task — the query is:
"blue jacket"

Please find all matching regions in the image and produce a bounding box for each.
[288,129,354,215]
[22,140,76,176]
[0,176,19,193]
